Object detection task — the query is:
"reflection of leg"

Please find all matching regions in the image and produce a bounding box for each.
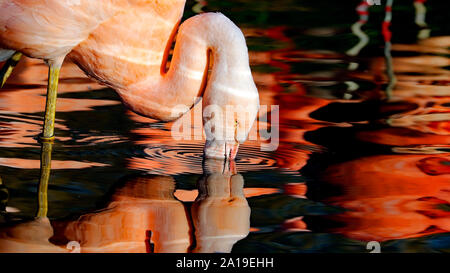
[384,41,396,99]
[37,141,53,218]
[347,21,369,59]
[0,141,64,252]
[414,0,430,39]
[346,1,370,96]
[347,1,370,71]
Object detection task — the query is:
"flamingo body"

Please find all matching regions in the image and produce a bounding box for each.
[0,0,259,159]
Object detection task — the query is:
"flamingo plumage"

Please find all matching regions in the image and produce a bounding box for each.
[0,0,259,159]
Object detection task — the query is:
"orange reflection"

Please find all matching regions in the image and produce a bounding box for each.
[64,175,191,253]
[322,29,450,242]
[62,159,250,253]
[247,26,333,170]
[0,159,253,253]
[191,159,250,253]
[0,218,67,253]
[0,56,117,148]
[323,154,450,242]
[0,159,254,253]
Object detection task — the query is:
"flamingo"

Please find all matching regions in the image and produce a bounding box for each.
[0,0,260,159]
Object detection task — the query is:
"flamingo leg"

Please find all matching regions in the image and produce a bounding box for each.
[41,59,63,141]
[37,57,64,216]
[0,52,22,88]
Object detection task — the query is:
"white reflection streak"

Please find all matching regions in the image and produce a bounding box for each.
[384,0,396,99]
[414,0,430,39]
[345,1,370,97]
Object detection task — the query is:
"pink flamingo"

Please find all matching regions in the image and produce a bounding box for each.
[0,0,259,159]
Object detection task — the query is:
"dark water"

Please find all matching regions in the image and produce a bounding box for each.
[0,0,449,253]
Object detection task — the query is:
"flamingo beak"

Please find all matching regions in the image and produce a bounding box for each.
[204,140,239,160]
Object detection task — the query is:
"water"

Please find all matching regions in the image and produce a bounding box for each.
[0,0,449,253]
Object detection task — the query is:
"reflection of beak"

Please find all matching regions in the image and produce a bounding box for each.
[204,140,239,160]
[203,158,237,176]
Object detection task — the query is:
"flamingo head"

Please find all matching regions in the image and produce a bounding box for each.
[202,87,259,160]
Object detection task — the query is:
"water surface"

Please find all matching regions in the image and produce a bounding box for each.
[0,0,449,253]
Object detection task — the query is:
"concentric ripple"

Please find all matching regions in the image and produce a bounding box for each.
[128,142,278,175]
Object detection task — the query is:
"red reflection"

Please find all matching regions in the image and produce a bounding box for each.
[323,154,450,242]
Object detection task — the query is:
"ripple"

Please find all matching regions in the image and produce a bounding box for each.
[128,142,278,175]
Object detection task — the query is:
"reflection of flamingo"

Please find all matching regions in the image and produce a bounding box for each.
[62,159,250,253]
[346,1,370,67]
[414,0,430,39]
[347,0,431,99]
[0,140,69,253]
[328,24,450,244]
[0,0,259,159]
[325,154,450,241]
[346,0,396,98]
[322,154,450,242]
[0,153,251,252]
[191,159,250,253]
[371,34,450,143]
[64,175,192,253]
[345,0,371,97]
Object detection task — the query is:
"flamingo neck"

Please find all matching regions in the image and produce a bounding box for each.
[117,13,258,123]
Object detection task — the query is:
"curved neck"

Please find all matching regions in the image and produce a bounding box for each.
[118,13,258,123]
